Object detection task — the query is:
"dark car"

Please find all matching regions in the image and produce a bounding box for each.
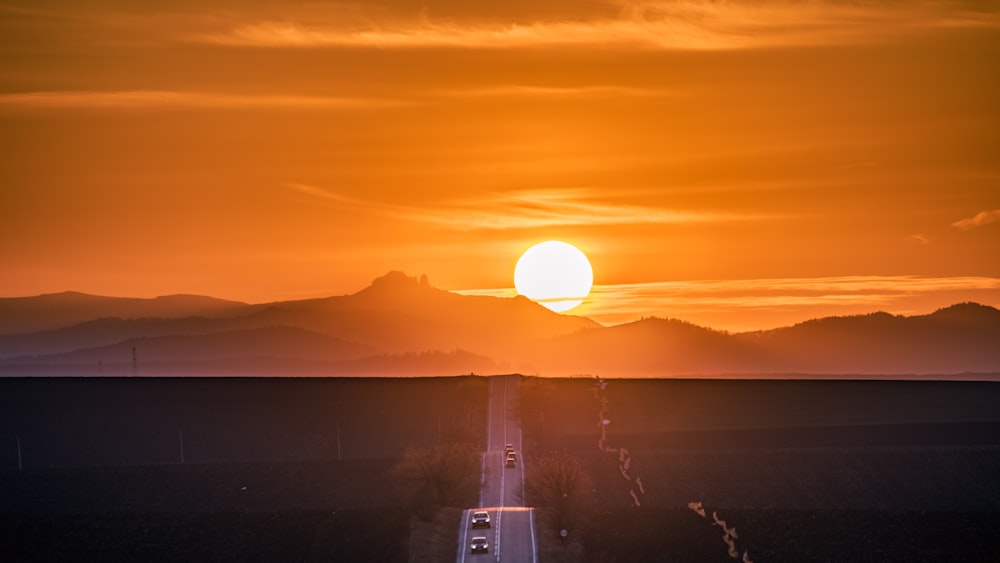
[505,453,516,468]
[470,536,489,554]
[471,511,491,528]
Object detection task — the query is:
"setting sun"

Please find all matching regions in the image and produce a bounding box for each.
[514,241,594,313]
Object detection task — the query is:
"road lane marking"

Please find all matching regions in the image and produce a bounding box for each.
[494,507,502,562]
[530,508,538,563]
[478,452,486,508]
[457,509,470,563]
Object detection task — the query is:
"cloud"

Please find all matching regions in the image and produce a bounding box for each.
[282,185,764,230]
[435,84,680,100]
[285,183,366,204]
[952,209,1000,231]
[905,234,931,245]
[456,275,1000,330]
[404,188,772,230]
[0,90,406,110]
[194,1,1000,51]
[0,85,678,112]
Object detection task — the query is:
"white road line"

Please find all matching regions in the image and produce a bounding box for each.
[457,509,470,563]
[530,508,538,563]
[494,507,502,562]
[478,452,486,509]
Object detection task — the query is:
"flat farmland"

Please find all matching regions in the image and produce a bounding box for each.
[520,377,1000,562]
[0,376,487,562]
[1,376,486,468]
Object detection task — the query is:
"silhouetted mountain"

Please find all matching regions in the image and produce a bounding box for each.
[524,303,1000,377]
[0,316,258,359]
[0,272,594,376]
[7,325,370,364]
[524,317,773,376]
[1,276,997,377]
[235,271,599,358]
[739,302,1000,375]
[0,292,248,335]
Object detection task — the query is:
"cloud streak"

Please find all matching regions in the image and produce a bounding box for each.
[434,84,679,100]
[953,209,1000,231]
[284,185,768,230]
[404,189,771,230]
[195,1,1000,51]
[0,90,406,110]
[457,275,1000,331]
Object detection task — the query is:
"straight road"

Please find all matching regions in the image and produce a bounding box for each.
[457,375,537,563]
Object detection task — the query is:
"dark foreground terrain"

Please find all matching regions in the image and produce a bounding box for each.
[0,376,485,562]
[521,377,1000,562]
[2,376,999,562]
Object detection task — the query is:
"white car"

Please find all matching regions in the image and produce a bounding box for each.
[471,511,491,528]
[470,536,489,554]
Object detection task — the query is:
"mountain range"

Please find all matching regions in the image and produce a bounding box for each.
[1,271,998,377]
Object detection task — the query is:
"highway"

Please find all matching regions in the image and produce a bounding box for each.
[457,375,537,562]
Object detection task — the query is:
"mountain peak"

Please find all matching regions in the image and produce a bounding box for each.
[369,271,430,290]
[350,271,441,305]
[926,302,1000,324]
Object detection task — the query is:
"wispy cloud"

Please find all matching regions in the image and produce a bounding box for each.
[283,185,769,230]
[0,90,406,110]
[0,85,671,111]
[457,275,1000,331]
[194,1,1000,51]
[435,84,679,100]
[952,209,1000,231]
[405,188,772,230]
[285,183,369,204]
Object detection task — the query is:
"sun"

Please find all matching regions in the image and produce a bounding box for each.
[514,241,594,313]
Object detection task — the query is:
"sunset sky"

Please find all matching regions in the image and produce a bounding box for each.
[2,0,999,331]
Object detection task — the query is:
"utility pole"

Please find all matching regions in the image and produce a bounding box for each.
[132,347,138,377]
[177,429,185,464]
[16,435,22,471]
[336,424,342,460]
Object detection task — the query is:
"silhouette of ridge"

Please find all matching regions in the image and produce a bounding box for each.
[0,274,997,377]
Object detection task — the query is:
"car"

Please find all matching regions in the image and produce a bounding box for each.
[504,443,514,453]
[470,536,489,554]
[471,511,491,528]
[505,453,516,468]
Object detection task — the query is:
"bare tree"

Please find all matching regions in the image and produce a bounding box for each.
[525,450,594,536]
[390,440,480,513]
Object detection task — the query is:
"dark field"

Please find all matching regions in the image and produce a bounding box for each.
[520,377,1000,562]
[3,376,999,562]
[0,376,486,562]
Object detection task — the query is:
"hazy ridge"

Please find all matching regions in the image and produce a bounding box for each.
[1,271,998,377]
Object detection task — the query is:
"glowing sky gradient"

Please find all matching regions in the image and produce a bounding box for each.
[2,1,998,330]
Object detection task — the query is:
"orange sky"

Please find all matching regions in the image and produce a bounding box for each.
[2,1,999,331]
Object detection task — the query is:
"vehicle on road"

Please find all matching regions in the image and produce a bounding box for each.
[505,443,514,453]
[470,536,489,554]
[471,511,491,528]
[505,452,516,468]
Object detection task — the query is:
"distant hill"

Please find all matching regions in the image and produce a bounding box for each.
[0,272,594,376]
[739,302,1000,375]
[0,292,248,335]
[1,275,997,377]
[523,303,1000,377]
